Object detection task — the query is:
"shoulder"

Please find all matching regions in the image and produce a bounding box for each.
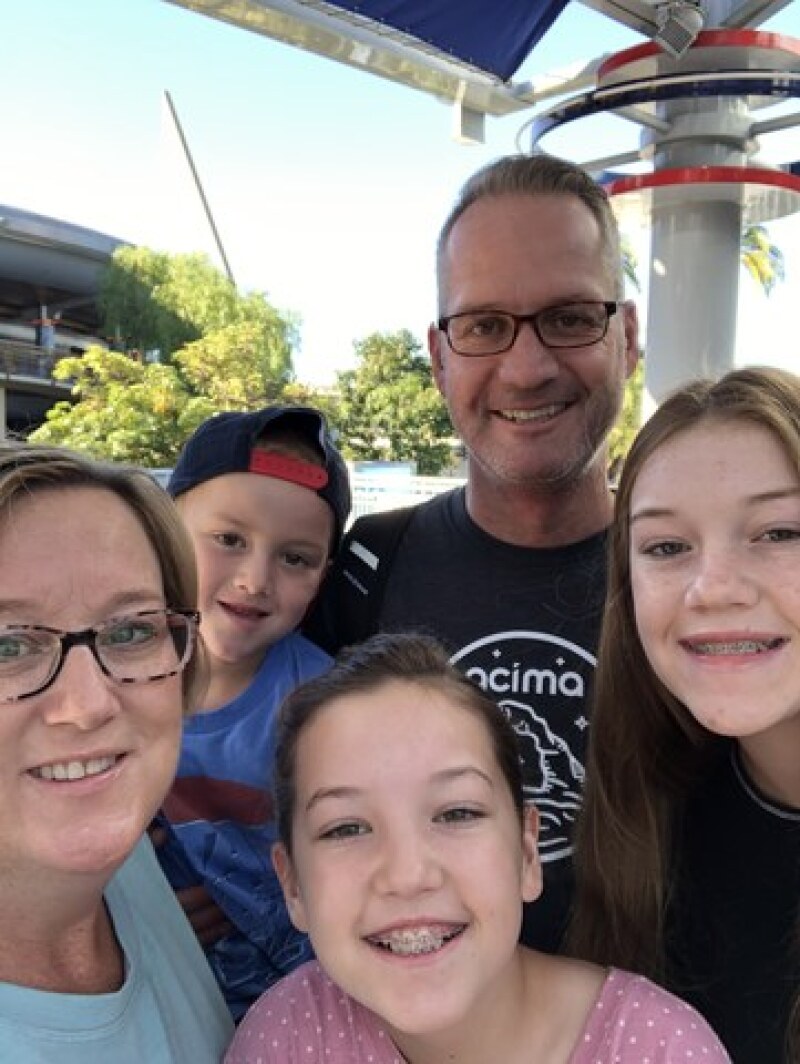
[576,969,731,1063]
[277,631,332,671]
[228,962,402,1063]
[110,834,166,893]
[253,633,331,686]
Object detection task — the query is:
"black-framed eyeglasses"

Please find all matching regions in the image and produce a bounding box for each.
[0,608,200,704]
[437,301,619,357]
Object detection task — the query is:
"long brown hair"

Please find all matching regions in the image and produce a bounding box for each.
[568,366,800,1055]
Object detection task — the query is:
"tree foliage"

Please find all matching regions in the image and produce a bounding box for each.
[621,236,640,293]
[608,360,644,476]
[334,330,453,475]
[609,223,784,471]
[622,224,785,299]
[741,224,786,296]
[31,249,301,465]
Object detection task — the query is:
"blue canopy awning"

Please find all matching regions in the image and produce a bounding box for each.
[330,1,571,81]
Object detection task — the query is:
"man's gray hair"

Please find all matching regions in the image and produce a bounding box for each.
[436,153,624,310]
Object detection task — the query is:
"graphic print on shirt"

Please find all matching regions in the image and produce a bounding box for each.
[451,631,595,863]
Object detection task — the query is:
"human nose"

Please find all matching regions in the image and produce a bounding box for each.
[40,645,121,731]
[684,547,758,609]
[233,551,273,597]
[496,318,560,386]
[372,824,444,897]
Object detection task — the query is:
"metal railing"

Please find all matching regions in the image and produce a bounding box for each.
[148,467,465,522]
[350,472,465,520]
[0,339,66,383]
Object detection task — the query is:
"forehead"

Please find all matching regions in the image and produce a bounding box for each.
[0,486,163,615]
[296,680,498,782]
[632,420,797,505]
[441,193,610,309]
[179,472,333,538]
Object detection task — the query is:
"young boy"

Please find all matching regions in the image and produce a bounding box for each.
[155,405,350,1021]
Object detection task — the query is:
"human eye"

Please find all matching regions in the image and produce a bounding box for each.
[212,531,246,550]
[757,526,800,543]
[467,313,511,339]
[0,629,48,665]
[434,806,486,825]
[282,550,312,570]
[450,312,510,344]
[318,821,371,841]
[100,615,161,650]
[638,539,689,559]
[544,303,601,334]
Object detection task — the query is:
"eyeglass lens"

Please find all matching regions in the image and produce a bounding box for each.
[0,612,193,703]
[446,302,612,354]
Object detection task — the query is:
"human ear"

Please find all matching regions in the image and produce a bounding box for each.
[272,842,309,933]
[519,804,543,904]
[621,299,640,378]
[428,323,446,386]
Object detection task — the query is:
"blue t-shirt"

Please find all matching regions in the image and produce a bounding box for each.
[0,837,233,1063]
[158,632,330,1018]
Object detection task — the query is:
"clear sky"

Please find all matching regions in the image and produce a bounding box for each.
[3,1,800,383]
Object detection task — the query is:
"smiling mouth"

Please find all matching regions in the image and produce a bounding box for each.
[686,638,786,656]
[497,404,568,424]
[31,755,120,782]
[366,925,466,956]
[220,603,268,620]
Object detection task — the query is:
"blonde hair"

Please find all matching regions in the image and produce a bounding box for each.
[0,441,204,709]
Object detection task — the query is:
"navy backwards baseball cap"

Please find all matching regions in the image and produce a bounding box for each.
[168,406,351,548]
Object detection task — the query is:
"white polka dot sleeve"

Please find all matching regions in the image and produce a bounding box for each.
[571,968,732,1063]
[224,961,404,1063]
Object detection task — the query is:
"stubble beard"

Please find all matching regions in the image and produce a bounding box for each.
[465,387,622,494]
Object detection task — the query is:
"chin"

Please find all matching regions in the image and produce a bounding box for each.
[54,815,146,876]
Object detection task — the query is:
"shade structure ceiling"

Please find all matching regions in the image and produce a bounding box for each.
[165,0,792,121]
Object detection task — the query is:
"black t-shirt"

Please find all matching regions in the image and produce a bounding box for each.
[308,488,609,953]
[667,747,799,1063]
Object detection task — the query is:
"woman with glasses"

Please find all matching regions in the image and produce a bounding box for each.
[0,442,233,1062]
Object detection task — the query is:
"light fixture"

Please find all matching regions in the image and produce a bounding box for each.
[654,1,706,60]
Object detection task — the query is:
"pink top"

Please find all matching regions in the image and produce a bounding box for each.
[226,961,730,1063]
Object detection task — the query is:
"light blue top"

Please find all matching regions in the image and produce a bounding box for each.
[0,836,233,1063]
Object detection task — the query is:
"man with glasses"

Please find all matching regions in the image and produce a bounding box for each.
[306,153,639,953]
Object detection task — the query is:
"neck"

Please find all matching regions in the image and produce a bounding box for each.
[465,460,613,547]
[390,949,598,1064]
[201,653,263,710]
[738,725,800,809]
[0,867,123,993]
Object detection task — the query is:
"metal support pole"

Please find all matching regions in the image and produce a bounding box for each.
[645,197,741,410]
[163,90,236,287]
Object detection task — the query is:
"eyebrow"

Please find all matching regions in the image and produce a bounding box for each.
[450,296,598,315]
[304,765,495,814]
[204,513,328,547]
[630,486,800,526]
[0,590,165,620]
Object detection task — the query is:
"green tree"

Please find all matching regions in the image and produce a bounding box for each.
[621,235,640,293]
[609,224,785,470]
[608,360,644,476]
[334,330,453,474]
[31,249,298,464]
[31,348,196,465]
